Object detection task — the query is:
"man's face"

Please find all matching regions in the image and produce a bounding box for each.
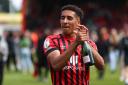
[60,10,80,35]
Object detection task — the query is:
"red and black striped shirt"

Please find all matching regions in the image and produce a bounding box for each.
[43,34,97,85]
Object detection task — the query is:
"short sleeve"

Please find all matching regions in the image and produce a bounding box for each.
[43,36,59,55]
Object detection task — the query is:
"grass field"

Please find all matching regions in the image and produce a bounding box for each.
[3,65,124,85]
[90,66,124,85]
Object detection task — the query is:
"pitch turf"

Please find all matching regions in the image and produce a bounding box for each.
[3,65,124,85]
[90,66,124,85]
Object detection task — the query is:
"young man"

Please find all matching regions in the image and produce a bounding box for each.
[120,24,128,85]
[0,31,8,85]
[43,5,104,85]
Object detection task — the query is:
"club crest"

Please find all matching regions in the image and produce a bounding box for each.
[44,38,50,49]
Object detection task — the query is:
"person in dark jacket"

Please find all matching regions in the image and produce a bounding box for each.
[0,32,8,85]
[36,29,51,81]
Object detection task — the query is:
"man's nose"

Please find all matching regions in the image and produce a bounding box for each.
[63,18,68,23]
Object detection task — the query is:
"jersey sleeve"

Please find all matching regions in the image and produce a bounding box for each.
[43,36,59,56]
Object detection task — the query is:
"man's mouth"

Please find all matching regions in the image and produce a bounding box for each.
[63,26,70,29]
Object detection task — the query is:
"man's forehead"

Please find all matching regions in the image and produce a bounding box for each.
[61,10,76,16]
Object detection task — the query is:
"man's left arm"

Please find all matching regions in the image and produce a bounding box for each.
[76,25,104,70]
[88,41,104,70]
[92,47,104,70]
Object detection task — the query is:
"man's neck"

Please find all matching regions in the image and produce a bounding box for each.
[62,33,76,39]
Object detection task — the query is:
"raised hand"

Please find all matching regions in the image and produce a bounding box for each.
[74,25,89,43]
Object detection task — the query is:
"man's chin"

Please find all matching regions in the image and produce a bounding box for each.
[63,30,73,35]
[63,27,69,30]
[63,31,70,35]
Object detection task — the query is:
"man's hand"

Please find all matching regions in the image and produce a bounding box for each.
[74,25,89,43]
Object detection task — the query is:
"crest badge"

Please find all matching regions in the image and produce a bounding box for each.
[44,38,50,49]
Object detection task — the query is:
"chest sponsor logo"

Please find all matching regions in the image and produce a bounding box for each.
[70,55,78,65]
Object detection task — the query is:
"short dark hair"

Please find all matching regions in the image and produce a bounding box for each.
[61,4,84,21]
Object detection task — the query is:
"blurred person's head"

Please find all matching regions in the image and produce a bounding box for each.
[0,29,3,41]
[25,30,31,38]
[8,31,13,38]
[44,28,51,36]
[20,32,25,40]
[60,5,84,36]
[99,26,109,40]
[0,36,1,41]
[100,27,108,34]
[90,31,98,42]
[53,28,62,35]
[111,28,118,36]
[13,31,20,38]
[123,23,128,36]
[0,29,3,36]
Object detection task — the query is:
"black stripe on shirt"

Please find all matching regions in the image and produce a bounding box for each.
[59,34,66,51]
[75,51,79,85]
[58,37,62,85]
[67,40,73,85]
[80,48,84,85]
[60,34,68,85]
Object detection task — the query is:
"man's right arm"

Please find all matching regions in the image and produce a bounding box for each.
[45,25,89,71]
[47,40,79,70]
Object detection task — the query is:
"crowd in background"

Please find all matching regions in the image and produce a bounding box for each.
[0,1,128,85]
[0,27,62,84]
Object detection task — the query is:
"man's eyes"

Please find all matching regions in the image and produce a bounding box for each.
[61,16,73,20]
[67,16,73,20]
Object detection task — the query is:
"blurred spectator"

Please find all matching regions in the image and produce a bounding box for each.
[117,28,125,82]
[0,29,8,85]
[6,31,17,71]
[19,31,34,74]
[119,23,128,85]
[109,28,120,73]
[31,32,39,48]
[96,27,110,79]
[36,28,51,81]
[30,31,39,63]
[13,31,21,71]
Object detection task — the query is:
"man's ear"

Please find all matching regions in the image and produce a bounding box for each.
[77,17,80,24]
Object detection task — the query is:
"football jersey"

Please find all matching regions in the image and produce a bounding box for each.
[43,34,97,85]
